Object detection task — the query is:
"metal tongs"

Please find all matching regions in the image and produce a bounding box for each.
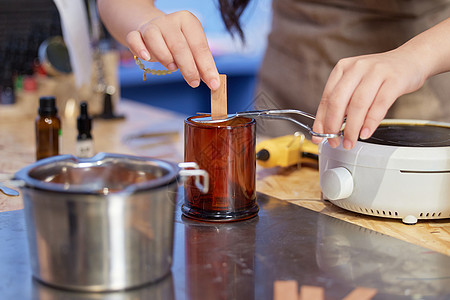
[194,109,344,138]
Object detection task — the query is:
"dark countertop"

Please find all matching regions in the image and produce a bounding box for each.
[1,193,449,300]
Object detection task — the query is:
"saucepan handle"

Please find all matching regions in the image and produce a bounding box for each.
[178,162,209,194]
[0,174,23,197]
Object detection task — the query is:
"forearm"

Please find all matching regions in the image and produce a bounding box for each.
[97,0,165,45]
[399,18,450,79]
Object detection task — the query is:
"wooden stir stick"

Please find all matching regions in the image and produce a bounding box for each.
[211,74,228,120]
[274,280,298,300]
[273,280,378,300]
[299,285,324,300]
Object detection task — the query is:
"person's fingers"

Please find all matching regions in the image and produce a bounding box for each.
[322,65,363,148]
[128,11,219,90]
[321,61,347,101]
[311,101,326,145]
[312,61,346,145]
[341,73,383,149]
[159,21,200,88]
[126,30,151,61]
[179,13,220,90]
[139,22,179,72]
[360,80,400,140]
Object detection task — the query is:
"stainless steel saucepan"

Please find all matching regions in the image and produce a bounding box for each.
[14,152,208,292]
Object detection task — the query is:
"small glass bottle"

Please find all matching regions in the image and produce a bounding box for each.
[76,101,94,158]
[35,96,61,160]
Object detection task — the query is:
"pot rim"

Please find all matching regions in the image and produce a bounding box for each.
[14,152,179,195]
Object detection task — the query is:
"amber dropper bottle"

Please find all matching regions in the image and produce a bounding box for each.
[76,101,94,158]
[35,96,61,160]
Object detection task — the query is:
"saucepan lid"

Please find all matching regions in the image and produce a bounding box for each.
[14,153,208,195]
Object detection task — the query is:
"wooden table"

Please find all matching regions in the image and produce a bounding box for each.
[1,99,448,256]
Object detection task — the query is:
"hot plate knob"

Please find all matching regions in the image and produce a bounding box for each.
[321,167,354,200]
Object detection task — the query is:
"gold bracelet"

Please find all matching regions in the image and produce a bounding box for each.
[134,56,176,81]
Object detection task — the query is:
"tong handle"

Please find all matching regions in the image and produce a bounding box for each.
[236,109,315,120]
[235,109,343,138]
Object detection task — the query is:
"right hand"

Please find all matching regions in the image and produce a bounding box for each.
[126,10,220,90]
[312,48,427,150]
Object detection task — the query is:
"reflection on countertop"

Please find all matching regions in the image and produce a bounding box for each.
[1,193,449,299]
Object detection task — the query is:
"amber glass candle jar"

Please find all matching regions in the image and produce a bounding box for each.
[183,115,258,222]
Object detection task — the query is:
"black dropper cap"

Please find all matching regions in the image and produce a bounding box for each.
[38,96,57,115]
[77,102,92,140]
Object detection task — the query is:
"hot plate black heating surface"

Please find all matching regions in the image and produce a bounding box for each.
[363,124,450,147]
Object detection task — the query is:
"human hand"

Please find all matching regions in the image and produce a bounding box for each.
[126,10,220,90]
[312,48,428,149]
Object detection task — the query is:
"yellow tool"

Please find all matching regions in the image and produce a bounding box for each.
[256,132,319,168]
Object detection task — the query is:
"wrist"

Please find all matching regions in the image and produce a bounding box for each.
[397,41,434,82]
[399,18,450,79]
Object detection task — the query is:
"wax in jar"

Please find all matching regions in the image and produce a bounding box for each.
[183,115,258,222]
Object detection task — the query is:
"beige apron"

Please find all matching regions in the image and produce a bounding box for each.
[255,0,450,136]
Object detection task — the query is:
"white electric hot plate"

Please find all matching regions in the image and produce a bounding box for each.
[319,119,450,224]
